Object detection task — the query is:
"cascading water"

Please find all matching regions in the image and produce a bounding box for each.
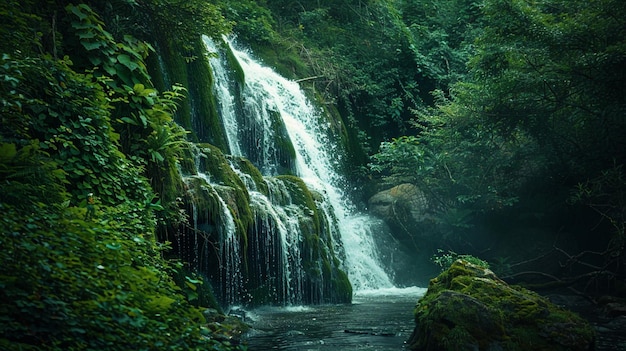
[208,36,394,292]
[203,37,243,156]
[191,168,245,306]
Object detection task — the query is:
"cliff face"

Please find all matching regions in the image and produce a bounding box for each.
[146,34,354,306]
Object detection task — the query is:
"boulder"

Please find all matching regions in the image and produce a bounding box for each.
[407,260,595,351]
[368,183,432,232]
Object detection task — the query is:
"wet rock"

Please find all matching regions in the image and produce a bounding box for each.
[407,260,595,351]
[599,296,626,317]
[203,308,224,322]
[368,183,438,250]
[344,329,395,336]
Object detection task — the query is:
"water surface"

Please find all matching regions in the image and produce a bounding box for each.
[244,287,426,350]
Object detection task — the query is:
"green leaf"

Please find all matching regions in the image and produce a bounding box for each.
[68,5,88,21]
[147,295,175,310]
[0,143,17,159]
[105,242,121,250]
[117,54,139,71]
[121,117,138,125]
[82,41,102,51]
[103,64,116,76]
[78,31,97,39]
[185,276,202,284]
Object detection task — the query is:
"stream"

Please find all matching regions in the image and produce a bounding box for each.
[242,287,426,350]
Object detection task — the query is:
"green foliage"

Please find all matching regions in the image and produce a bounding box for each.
[369,106,523,222]
[470,0,626,176]
[0,3,246,350]
[367,0,624,286]
[0,141,69,210]
[401,0,481,91]
[65,3,192,224]
[431,249,490,271]
[216,0,276,45]
[66,3,152,86]
[369,0,625,231]
[0,53,151,207]
[140,0,232,52]
[171,269,221,310]
[0,200,241,350]
[369,136,425,186]
[0,0,44,55]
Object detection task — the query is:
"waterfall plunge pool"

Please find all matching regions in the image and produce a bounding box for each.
[242,287,427,350]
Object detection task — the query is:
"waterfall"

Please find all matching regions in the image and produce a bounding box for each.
[203,37,242,156]
[194,169,245,306]
[211,36,394,292]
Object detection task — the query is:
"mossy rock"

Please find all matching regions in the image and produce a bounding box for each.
[407,259,595,351]
[249,42,312,81]
[147,36,228,148]
[184,144,253,262]
[229,156,269,196]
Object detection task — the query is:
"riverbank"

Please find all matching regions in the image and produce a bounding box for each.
[546,293,626,351]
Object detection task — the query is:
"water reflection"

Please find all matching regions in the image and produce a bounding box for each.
[244,287,426,350]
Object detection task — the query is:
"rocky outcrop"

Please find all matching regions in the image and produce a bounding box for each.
[179,144,352,306]
[407,260,595,351]
[368,183,432,229]
[368,183,437,249]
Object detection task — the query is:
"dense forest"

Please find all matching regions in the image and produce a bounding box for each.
[1,0,625,349]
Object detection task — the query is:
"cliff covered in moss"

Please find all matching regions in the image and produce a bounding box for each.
[0,0,355,349]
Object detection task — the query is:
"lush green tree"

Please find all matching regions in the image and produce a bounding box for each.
[471,0,626,175]
[400,0,481,95]
[375,0,625,213]
[371,0,626,286]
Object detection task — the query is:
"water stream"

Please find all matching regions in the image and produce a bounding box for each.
[243,287,426,350]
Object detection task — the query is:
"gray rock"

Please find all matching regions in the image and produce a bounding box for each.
[368,183,433,232]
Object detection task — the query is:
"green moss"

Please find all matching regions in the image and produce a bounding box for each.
[149,36,192,129]
[178,145,198,176]
[222,38,245,86]
[266,175,351,303]
[188,38,229,149]
[275,175,315,208]
[332,267,353,302]
[146,36,228,149]
[194,144,252,260]
[267,110,297,175]
[230,156,269,196]
[184,177,222,223]
[410,260,595,351]
[274,175,322,257]
[249,42,313,81]
[145,50,167,94]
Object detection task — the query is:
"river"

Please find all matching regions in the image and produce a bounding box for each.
[242,287,426,350]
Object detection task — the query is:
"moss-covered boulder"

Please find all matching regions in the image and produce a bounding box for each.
[407,259,594,351]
